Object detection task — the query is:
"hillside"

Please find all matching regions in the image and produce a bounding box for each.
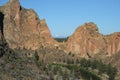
[0,0,120,80]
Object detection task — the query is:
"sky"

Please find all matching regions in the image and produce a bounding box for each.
[0,0,120,37]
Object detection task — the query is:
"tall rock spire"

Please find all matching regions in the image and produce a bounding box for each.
[0,0,57,49]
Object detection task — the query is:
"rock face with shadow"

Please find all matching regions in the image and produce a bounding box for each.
[0,0,57,50]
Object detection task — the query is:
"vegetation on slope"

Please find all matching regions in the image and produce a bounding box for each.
[0,39,118,80]
[34,48,117,80]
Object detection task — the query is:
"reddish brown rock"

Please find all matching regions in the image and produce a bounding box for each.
[40,19,58,47]
[0,0,120,57]
[105,32,120,56]
[0,0,57,50]
[66,22,120,58]
[66,22,107,58]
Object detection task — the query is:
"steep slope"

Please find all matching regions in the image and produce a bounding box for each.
[105,32,120,56]
[66,22,107,58]
[65,23,120,79]
[0,0,120,79]
[66,22,120,58]
[0,0,57,50]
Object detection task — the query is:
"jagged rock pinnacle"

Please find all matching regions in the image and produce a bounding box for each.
[0,0,57,50]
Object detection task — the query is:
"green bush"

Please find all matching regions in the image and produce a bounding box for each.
[80,67,101,80]
[79,58,117,80]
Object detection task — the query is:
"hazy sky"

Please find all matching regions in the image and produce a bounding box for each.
[0,0,120,37]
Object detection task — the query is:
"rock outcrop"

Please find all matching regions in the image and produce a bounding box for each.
[66,22,120,58]
[0,0,57,50]
[105,32,120,56]
[66,22,107,58]
[0,0,120,58]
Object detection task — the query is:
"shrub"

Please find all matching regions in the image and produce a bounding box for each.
[34,51,39,61]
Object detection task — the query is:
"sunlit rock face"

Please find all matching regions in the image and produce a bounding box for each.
[0,0,57,50]
[66,22,120,58]
[66,22,107,58]
[105,32,120,56]
[0,0,120,57]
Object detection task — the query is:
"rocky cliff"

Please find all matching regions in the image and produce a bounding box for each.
[66,22,120,58]
[66,22,107,58]
[0,0,120,79]
[0,0,120,58]
[105,32,120,56]
[0,0,57,50]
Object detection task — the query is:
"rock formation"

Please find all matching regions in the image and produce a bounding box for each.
[0,0,57,50]
[66,22,120,58]
[0,0,120,79]
[105,32,120,56]
[66,22,107,58]
[0,0,120,58]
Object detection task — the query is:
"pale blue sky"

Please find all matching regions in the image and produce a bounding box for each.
[0,0,120,37]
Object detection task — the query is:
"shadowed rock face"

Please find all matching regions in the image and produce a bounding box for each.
[66,22,120,58]
[0,0,57,50]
